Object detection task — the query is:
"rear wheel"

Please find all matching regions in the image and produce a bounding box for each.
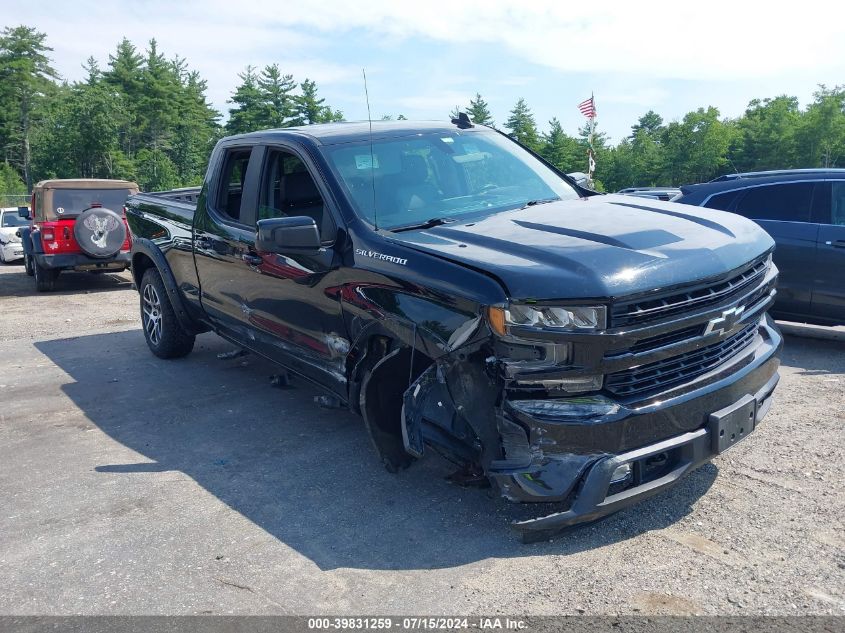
[23,254,34,276]
[34,259,59,292]
[140,267,195,359]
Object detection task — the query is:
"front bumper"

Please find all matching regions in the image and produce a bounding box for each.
[34,251,130,271]
[489,316,782,540]
[0,242,24,261]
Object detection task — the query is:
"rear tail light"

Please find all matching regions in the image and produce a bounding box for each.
[42,228,55,241]
[63,226,71,240]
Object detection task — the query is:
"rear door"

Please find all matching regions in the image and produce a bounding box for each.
[812,180,845,323]
[729,181,820,318]
[193,144,265,341]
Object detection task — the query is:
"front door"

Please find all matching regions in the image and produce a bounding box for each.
[237,145,349,398]
[812,180,845,323]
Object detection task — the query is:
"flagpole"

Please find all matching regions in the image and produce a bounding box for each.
[588,92,595,188]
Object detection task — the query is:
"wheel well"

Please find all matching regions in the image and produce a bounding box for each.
[132,253,155,288]
[358,342,434,472]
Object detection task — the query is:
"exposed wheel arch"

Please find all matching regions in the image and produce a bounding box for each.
[358,343,433,473]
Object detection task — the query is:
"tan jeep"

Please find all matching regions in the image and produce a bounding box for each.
[19,179,139,291]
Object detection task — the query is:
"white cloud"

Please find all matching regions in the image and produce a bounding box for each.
[6,0,844,138]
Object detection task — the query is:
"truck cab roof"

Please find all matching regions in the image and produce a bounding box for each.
[224,120,491,146]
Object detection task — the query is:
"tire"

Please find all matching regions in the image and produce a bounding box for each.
[34,259,59,292]
[74,207,127,258]
[23,254,34,276]
[140,267,195,359]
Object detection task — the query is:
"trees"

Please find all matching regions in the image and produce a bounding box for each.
[466,93,494,127]
[732,96,800,172]
[226,67,342,134]
[4,23,845,195]
[796,85,845,168]
[540,118,581,173]
[0,26,59,190]
[505,98,540,151]
[296,78,344,125]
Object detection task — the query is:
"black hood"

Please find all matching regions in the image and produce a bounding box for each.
[386,195,774,301]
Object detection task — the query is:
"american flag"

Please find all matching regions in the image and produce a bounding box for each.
[578,95,597,119]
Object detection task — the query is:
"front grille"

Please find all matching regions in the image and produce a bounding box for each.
[612,257,769,327]
[605,321,759,398]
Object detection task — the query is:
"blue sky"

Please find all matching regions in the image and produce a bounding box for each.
[7,1,845,144]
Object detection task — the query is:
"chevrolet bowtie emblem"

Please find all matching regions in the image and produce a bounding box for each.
[704,305,745,336]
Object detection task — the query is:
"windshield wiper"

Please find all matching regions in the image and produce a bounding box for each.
[520,197,559,209]
[390,217,455,233]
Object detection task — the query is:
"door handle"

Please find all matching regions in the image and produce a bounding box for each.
[826,240,845,248]
[242,253,263,266]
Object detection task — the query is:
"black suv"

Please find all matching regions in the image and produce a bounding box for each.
[675,169,845,326]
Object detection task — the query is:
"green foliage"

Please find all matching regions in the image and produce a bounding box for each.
[796,85,845,168]
[135,147,178,191]
[0,160,25,196]
[466,93,494,127]
[3,23,845,198]
[0,25,58,189]
[540,118,582,173]
[505,98,540,151]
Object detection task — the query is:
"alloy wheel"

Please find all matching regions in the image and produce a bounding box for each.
[142,283,163,346]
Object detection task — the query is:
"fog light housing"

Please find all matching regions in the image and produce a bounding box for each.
[610,463,633,485]
[509,395,619,420]
[516,374,603,395]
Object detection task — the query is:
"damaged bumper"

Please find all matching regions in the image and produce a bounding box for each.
[491,317,781,540]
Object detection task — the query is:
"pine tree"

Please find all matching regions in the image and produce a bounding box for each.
[226,66,263,135]
[505,98,540,151]
[103,38,143,159]
[0,26,59,189]
[466,93,494,127]
[297,78,326,125]
[257,64,298,128]
[540,118,581,172]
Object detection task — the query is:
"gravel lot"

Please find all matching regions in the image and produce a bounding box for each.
[0,261,843,616]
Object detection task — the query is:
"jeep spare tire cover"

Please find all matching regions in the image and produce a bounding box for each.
[73,207,127,258]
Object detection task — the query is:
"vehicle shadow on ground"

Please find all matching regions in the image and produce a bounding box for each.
[0,266,132,298]
[36,330,718,571]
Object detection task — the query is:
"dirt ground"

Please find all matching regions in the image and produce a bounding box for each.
[0,261,843,615]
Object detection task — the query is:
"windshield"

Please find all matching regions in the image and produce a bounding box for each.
[50,189,132,218]
[322,130,580,230]
[0,211,27,227]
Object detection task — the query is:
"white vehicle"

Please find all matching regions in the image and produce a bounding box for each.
[0,207,27,263]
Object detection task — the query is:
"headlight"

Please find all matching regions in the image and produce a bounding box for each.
[487,304,606,336]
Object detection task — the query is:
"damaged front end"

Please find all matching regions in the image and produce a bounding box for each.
[391,256,783,541]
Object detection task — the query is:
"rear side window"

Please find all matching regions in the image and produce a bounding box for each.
[831,181,845,226]
[705,189,743,211]
[217,149,252,222]
[733,182,813,222]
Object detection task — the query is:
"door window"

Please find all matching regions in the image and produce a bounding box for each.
[733,182,813,222]
[831,182,845,226]
[258,149,334,241]
[216,149,252,222]
[705,189,743,211]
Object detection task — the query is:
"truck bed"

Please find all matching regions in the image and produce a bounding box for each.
[128,188,200,225]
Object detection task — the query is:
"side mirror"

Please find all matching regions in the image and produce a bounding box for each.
[256,216,321,254]
[15,229,22,238]
[18,206,31,220]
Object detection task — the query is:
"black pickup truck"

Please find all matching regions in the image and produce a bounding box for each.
[126,119,782,540]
